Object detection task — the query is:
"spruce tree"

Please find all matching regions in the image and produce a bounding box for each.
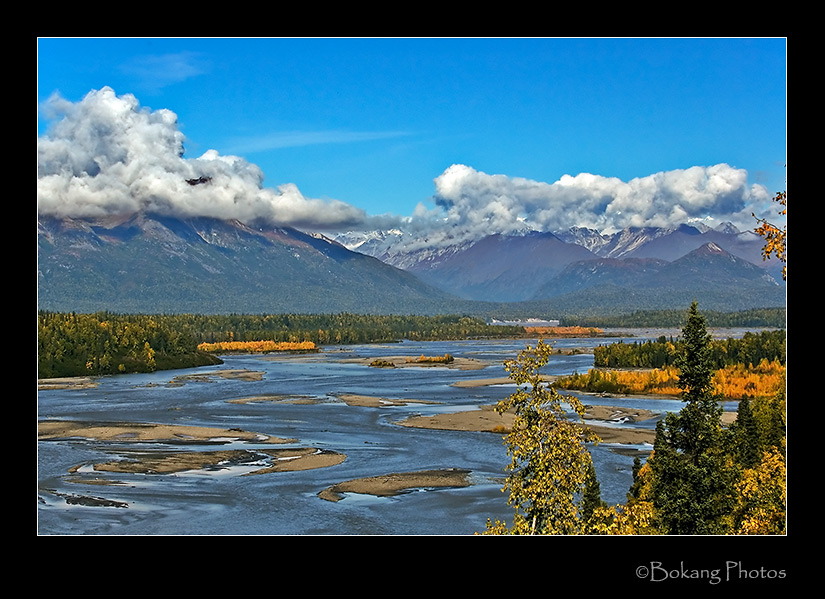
[672,301,722,460]
[730,396,761,468]
[581,460,607,521]
[648,301,735,534]
[627,456,644,501]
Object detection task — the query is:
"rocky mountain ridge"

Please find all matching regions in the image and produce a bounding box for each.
[335,222,784,304]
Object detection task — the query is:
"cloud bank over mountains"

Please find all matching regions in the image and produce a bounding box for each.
[422,162,771,239]
[38,87,775,242]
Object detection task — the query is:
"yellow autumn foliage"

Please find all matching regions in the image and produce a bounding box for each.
[732,448,787,534]
[712,359,786,400]
[753,189,787,280]
[406,353,454,364]
[197,340,317,353]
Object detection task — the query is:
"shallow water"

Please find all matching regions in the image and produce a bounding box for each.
[37,335,694,535]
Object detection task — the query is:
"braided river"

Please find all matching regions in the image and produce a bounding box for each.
[38,330,748,535]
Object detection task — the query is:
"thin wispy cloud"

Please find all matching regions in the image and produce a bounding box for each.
[119,52,209,93]
[224,129,412,155]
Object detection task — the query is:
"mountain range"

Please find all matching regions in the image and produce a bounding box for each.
[335,222,785,305]
[37,213,786,317]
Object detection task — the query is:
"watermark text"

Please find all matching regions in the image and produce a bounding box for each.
[635,561,786,585]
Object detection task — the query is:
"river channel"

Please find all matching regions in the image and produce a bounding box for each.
[37,330,746,536]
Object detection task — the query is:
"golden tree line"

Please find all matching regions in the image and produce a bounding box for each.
[555,358,785,400]
[196,340,317,353]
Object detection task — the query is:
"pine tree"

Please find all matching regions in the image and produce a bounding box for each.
[672,301,722,460]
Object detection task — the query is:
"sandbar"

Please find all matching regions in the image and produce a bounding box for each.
[39,421,346,478]
[171,369,265,383]
[335,393,441,407]
[318,468,471,502]
[397,404,513,433]
[227,394,319,405]
[582,405,657,423]
[83,447,345,476]
[452,375,557,388]
[396,404,659,445]
[340,355,489,370]
[38,420,297,444]
[37,377,98,390]
[37,369,265,392]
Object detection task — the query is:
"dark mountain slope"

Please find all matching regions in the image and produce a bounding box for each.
[529,242,784,314]
[409,231,597,302]
[37,213,464,315]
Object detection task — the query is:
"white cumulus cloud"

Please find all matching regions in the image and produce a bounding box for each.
[37,87,776,242]
[423,162,772,240]
[37,87,371,231]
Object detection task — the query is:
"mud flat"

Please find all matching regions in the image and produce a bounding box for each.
[318,468,472,502]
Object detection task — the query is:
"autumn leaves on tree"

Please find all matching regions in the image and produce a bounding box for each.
[483,339,599,535]
[484,302,786,535]
[754,188,787,280]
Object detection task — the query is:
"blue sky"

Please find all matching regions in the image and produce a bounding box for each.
[37,37,786,237]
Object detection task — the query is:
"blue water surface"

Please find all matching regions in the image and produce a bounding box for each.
[37,335,699,535]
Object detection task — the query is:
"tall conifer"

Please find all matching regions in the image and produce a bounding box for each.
[648,301,734,534]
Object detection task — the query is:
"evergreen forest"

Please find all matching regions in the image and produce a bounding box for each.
[37,309,786,380]
[37,311,524,378]
[592,329,786,369]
